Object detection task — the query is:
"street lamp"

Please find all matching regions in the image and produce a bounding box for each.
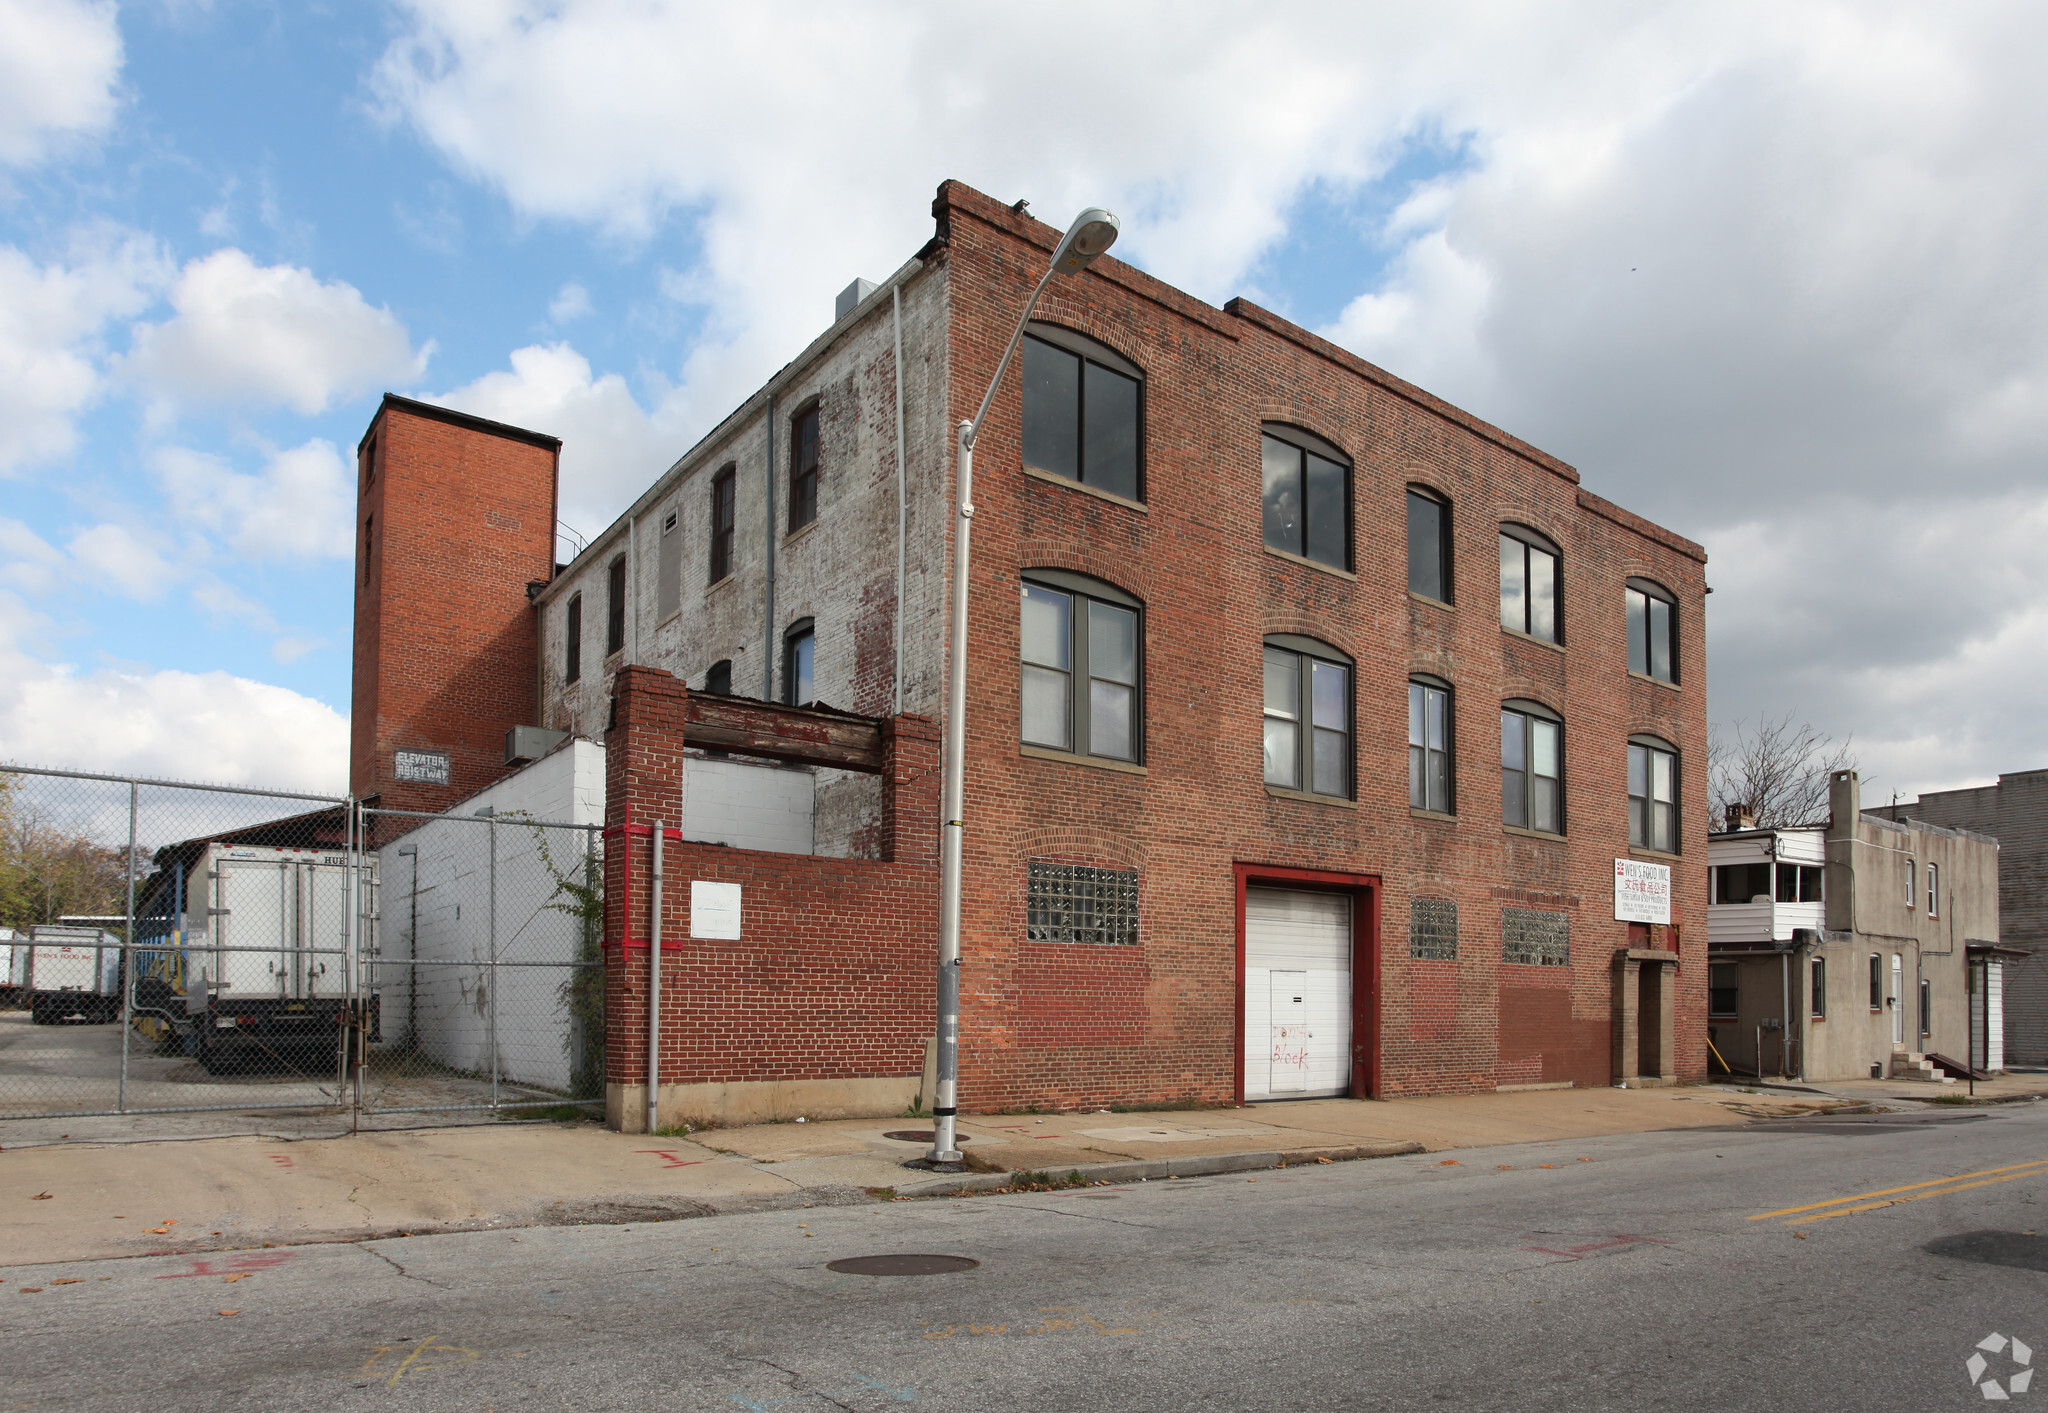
[929,207,1120,1164]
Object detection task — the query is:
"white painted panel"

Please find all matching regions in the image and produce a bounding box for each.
[1990,963,2005,1071]
[1707,901,1774,946]
[1244,888,1351,1100]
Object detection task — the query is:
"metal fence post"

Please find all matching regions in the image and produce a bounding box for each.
[118,780,137,1114]
[488,812,499,1112]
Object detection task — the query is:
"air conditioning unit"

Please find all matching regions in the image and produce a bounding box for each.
[505,725,569,766]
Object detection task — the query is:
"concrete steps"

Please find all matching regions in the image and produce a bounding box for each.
[1890,1050,1958,1083]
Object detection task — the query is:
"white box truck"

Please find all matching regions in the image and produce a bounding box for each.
[24,925,122,1024]
[156,844,379,1074]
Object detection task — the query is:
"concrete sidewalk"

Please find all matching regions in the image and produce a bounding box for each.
[1,1082,2021,1268]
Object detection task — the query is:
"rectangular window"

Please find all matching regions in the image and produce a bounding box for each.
[1714,862,1773,904]
[1905,856,1916,907]
[789,405,820,531]
[360,434,378,485]
[656,508,682,621]
[1502,707,1562,833]
[1503,907,1568,966]
[1627,740,1677,852]
[605,555,627,656]
[783,626,815,707]
[1500,530,1560,642]
[1021,335,1141,500]
[362,513,373,586]
[1811,957,1826,1018]
[1626,584,1676,682]
[1021,578,1141,761]
[1409,898,1458,961]
[710,466,736,583]
[1802,865,1824,902]
[1709,962,1739,1017]
[1407,490,1450,602]
[1264,644,1350,798]
[1408,681,1451,813]
[1869,954,1882,1009]
[1026,860,1139,945]
[1928,862,1939,916]
[1261,433,1349,570]
[564,593,582,684]
[1920,977,1931,1036]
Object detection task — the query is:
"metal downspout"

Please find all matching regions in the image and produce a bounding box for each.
[763,394,777,700]
[893,285,908,716]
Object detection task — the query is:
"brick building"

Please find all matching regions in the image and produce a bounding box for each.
[353,179,1711,1126]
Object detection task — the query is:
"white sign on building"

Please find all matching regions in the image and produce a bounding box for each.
[690,881,743,940]
[1614,858,1672,925]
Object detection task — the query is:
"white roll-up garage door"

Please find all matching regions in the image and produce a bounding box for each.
[1244,887,1352,1100]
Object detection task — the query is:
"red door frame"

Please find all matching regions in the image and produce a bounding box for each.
[1232,862,1382,1102]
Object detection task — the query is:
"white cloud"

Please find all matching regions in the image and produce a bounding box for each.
[0,230,170,473]
[0,0,123,168]
[427,341,676,548]
[374,2,2048,795]
[548,281,592,324]
[64,522,173,601]
[153,439,356,561]
[123,248,430,416]
[0,606,347,791]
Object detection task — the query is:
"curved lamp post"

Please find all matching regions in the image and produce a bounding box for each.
[929,207,1120,1164]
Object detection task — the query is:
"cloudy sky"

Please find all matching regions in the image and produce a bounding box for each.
[1,0,2043,801]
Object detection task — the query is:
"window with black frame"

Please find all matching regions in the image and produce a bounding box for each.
[1499,524,1561,642]
[1710,962,1738,1016]
[1407,487,1451,601]
[1627,735,1678,852]
[564,592,582,684]
[1811,957,1826,1018]
[606,555,627,656]
[1626,579,1676,682]
[782,619,815,707]
[1408,677,1452,813]
[710,464,736,582]
[1262,635,1352,798]
[1020,571,1142,761]
[1021,327,1141,501]
[1261,427,1350,571]
[789,404,820,531]
[1501,701,1563,834]
[704,659,732,696]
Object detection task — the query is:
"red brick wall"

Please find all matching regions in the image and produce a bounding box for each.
[601,665,942,1091]
[351,397,560,816]
[933,180,1710,1107]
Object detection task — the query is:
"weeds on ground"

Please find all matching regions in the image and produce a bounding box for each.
[866,1187,901,1201]
[991,1170,1091,1193]
[960,1149,1006,1174]
[499,1104,598,1123]
[1917,1091,2039,1106]
[653,1119,723,1137]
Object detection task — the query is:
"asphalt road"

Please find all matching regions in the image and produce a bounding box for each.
[6,1102,2046,1411]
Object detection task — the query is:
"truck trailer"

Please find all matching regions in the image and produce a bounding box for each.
[22,925,123,1024]
[131,843,378,1075]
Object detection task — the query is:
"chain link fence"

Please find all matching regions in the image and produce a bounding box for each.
[0,763,603,1130]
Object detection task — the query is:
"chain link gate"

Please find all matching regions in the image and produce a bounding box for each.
[1,763,604,1131]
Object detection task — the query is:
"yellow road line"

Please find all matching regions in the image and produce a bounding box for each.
[1797,1169,2048,1224]
[1748,1159,2048,1220]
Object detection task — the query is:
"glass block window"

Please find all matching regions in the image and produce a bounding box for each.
[1410,898,1458,960]
[1502,907,1569,967]
[1026,861,1139,946]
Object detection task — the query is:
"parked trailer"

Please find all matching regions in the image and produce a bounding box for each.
[133,844,379,1075]
[24,925,122,1024]
[2,927,23,1006]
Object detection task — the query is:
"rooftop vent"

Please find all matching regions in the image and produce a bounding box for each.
[835,277,878,322]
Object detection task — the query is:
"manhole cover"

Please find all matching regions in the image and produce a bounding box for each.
[882,1130,971,1144]
[826,1254,980,1277]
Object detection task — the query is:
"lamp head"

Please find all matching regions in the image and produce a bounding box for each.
[1049,207,1120,275]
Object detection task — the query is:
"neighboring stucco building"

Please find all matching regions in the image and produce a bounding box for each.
[1707,770,2003,1080]
[351,179,1713,1124]
[1871,769,2046,1068]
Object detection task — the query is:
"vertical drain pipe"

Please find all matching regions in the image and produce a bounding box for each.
[646,822,664,1134]
[892,284,908,716]
[762,394,777,700]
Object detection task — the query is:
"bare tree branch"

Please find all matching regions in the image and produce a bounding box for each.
[1708,712,1859,831]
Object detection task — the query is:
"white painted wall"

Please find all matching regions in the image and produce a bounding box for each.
[684,756,814,854]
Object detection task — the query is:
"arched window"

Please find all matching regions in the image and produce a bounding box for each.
[1626,578,1676,682]
[704,660,732,696]
[1263,634,1352,798]
[1628,734,1678,853]
[782,617,815,707]
[1021,324,1143,502]
[1408,675,1453,814]
[1502,699,1563,834]
[1020,569,1143,761]
[1500,524,1561,643]
[1261,425,1351,571]
[1407,486,1451,602]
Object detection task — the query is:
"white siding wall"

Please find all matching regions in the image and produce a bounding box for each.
[683,757,814,854]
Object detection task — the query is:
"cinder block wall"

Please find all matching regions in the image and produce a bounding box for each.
[351,396,560,815]
[600,665,941,1129]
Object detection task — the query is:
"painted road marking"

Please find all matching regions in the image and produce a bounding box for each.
[1748,1159,2048,1223]
[360,1335,480,1387]
[156,1254,291,1279]
[636,1150,706,1169]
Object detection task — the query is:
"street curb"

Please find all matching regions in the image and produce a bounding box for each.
[892,1140,1428,1197]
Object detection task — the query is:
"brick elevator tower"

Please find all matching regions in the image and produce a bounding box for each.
[350,394,561,815]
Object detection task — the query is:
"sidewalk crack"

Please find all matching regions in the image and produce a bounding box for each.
[355,1242,448,1288]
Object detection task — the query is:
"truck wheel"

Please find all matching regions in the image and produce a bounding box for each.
[30,996,48,1025]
